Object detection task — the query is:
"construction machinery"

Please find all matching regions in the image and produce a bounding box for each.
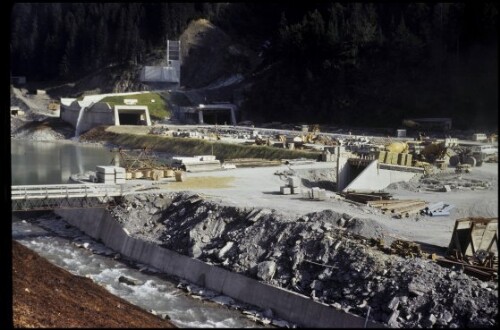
[254,135,269,146]
[418,141,453,163]
[455,163,471,173]
[413,160,434,175]
[448,146,493,167]
[437,217,498,281]
[385,141,409,154]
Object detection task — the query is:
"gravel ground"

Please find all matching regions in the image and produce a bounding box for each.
[108,190,497,328]
[119,161,497,247]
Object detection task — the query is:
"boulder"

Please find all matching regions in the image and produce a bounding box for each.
[118,275,143,286]
[257,261,277,281]
[217,241,235,260]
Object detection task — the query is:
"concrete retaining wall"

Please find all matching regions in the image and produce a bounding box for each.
[343,160,417,192]
[55,208,383,328]
[61,104,115,133]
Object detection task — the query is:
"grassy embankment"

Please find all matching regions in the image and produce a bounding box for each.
[83,127,321,162]
[100,93,169,120]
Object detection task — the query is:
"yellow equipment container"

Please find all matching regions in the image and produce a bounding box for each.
[398,153,406,165]
[406,154,413,166]
[175,171,185,182]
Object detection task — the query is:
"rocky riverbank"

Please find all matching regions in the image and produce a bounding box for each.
[108,192,498,328]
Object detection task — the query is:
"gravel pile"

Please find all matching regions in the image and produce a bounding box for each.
[109,192,498,328]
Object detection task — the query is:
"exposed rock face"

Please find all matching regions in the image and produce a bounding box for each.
[109,192,498,328]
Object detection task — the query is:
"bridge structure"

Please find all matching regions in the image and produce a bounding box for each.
[11,184,135,212]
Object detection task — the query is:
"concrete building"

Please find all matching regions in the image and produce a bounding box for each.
[336,154,424,192]
[140,40,181,84]
[60,92,152,135]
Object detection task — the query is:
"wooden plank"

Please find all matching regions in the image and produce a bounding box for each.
[385,201,426,212]
[392,202,426,213]
[394,203,427,215]
[367,199,422,207]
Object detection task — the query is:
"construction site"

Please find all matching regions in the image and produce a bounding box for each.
[35,119,494,328]
[10,19,497,328]
[11,60,498,328]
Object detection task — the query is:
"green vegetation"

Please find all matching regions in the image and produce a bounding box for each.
[99,131,320,162]
[100,93,169,120]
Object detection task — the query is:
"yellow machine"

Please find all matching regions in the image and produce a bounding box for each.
[385,142,409,154]
[413,160,434,175]
[301,132,317,144]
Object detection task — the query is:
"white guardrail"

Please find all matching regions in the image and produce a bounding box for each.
[11,184,123,200]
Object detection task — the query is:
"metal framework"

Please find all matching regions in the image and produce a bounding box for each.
[11,184,122,212]
[12,196,111,212]
[111,147,169,172]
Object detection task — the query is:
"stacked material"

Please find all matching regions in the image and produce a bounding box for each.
[343,191,392,203]
[301,187,327,200]
[390,239,426,258]
[367,199,427,218]
[96,166,126,184]
[377,151,412,166]
[280,176,300,195]
[420,202,455,216]
[171,155,221,172]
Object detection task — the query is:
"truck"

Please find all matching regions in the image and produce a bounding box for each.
[449,145,498,167]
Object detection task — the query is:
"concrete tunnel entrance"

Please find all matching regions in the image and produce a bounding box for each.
[114,105,152,127]
[202,110,232,125]
[119,113,142,125]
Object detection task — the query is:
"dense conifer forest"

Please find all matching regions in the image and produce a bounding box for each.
[10,3,497,128]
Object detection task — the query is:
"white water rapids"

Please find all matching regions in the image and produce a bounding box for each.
[12,214,267,328]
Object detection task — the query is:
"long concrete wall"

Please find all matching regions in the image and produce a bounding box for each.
[61,104,115,133]
[55,208,383,328]
[343,160,417,192]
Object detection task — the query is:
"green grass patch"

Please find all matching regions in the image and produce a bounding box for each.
[100,132,320,161]
[100,92,169,119]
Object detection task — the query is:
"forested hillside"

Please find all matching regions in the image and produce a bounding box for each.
[10,3,498,129]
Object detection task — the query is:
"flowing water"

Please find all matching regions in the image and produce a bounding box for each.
[12,215,263,328]
[11,139,268,328]
[74,106,86,138]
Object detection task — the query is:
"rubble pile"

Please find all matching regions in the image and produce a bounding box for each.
[420,174,492,191]
[109,193,498,328]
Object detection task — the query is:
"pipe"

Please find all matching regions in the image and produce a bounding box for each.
[424,201,444,213]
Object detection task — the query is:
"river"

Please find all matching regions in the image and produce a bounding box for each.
[11,139,267,328]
